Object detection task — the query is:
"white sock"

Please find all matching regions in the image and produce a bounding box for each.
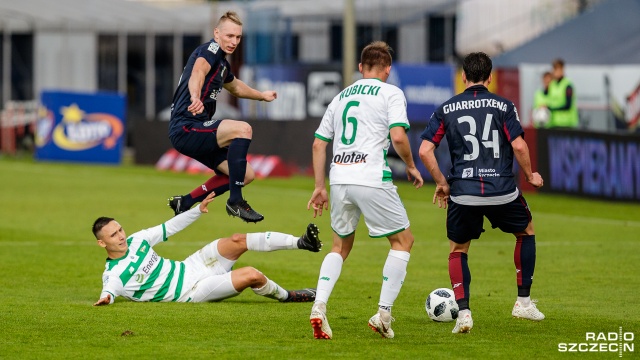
[246,232,297,251]
[315,252,343,305]
[517,296,531,307]
[379,249,410,309]
[252,277,289,301]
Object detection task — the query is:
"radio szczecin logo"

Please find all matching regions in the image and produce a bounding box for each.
[558,327,634,356]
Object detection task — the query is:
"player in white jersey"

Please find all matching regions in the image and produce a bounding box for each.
[93,193,321,306]
[306,41,423,340]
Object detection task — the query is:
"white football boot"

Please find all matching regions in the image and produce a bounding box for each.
[368,312,395,339]
[310,304,332,339]
[512,300,545,321]
[452,310,473,333]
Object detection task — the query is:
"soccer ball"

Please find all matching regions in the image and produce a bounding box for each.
[425,288,459,322]
[532,107,550,127]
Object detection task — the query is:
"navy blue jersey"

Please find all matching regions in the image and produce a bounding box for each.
[421,85,524,201]
[170,39,235,124]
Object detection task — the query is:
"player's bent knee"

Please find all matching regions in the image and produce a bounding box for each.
[231,267,265,290]
[389,230,414,251]
[244,267,265,284]
[235,121,252,139]
[229,233,247,246]
[244,170,255,184]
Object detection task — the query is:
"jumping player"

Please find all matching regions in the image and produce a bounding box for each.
[418,52,545,334]
[167,11,276,223]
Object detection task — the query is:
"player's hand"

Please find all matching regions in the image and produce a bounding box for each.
[307,188,329,218]
[199,192,216,213]
[406,166,424,189]
[188,96,204,115]
[527,172,544,188]
[433,183,450,209]
[93,294,111,306]
[261,91,277,102]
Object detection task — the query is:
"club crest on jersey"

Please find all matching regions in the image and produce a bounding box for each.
[208,42,219,54]
[462,168,473,178]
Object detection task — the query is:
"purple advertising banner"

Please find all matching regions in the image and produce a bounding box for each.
[538,129,640,201]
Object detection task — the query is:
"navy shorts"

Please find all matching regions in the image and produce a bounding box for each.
[169,119,228,172]
[446,193,532,244]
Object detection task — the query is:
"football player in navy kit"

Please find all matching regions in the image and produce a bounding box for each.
[167,11,276,223]
[418,52,545,334]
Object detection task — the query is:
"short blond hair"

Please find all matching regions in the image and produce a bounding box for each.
[217,11,242,27]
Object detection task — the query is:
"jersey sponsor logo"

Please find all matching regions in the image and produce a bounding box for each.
[443,99,507,114]
[462,168,473,178]
[203,120,216,127]
[333,151,368,165]
[208,42,219,54]
[209,88,221,100]
[478,168,500,177]
[141,252,159,275]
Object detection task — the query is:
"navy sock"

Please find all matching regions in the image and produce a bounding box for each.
[449,252,471,311]
[227,138,251,204]
[515,235,536,297]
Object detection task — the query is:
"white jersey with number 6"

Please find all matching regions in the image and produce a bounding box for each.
[315,78,410,188]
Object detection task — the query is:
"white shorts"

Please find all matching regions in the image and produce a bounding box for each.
[179,240,240,302]
[330,184,410,238]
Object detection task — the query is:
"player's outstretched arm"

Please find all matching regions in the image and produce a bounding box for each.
[93,294,111,306]
[511,136,543,188]
[224,78,277,102]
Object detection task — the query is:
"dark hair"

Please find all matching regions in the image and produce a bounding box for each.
[552,58,565,69]
[360,41,393,71]
[92,217,115,239]
[462,52,492,83]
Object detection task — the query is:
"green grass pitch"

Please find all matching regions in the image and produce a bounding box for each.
[0,157,638,359]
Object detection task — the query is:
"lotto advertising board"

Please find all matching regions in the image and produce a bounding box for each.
[537,129,640,202]
[35,90,126,164]
[238,64,455,123]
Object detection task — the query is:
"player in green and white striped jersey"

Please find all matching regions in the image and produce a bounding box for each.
[93,193,321,306]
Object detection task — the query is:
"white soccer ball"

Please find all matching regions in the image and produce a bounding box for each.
[425,288,459,322]
[532,107,550,126]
